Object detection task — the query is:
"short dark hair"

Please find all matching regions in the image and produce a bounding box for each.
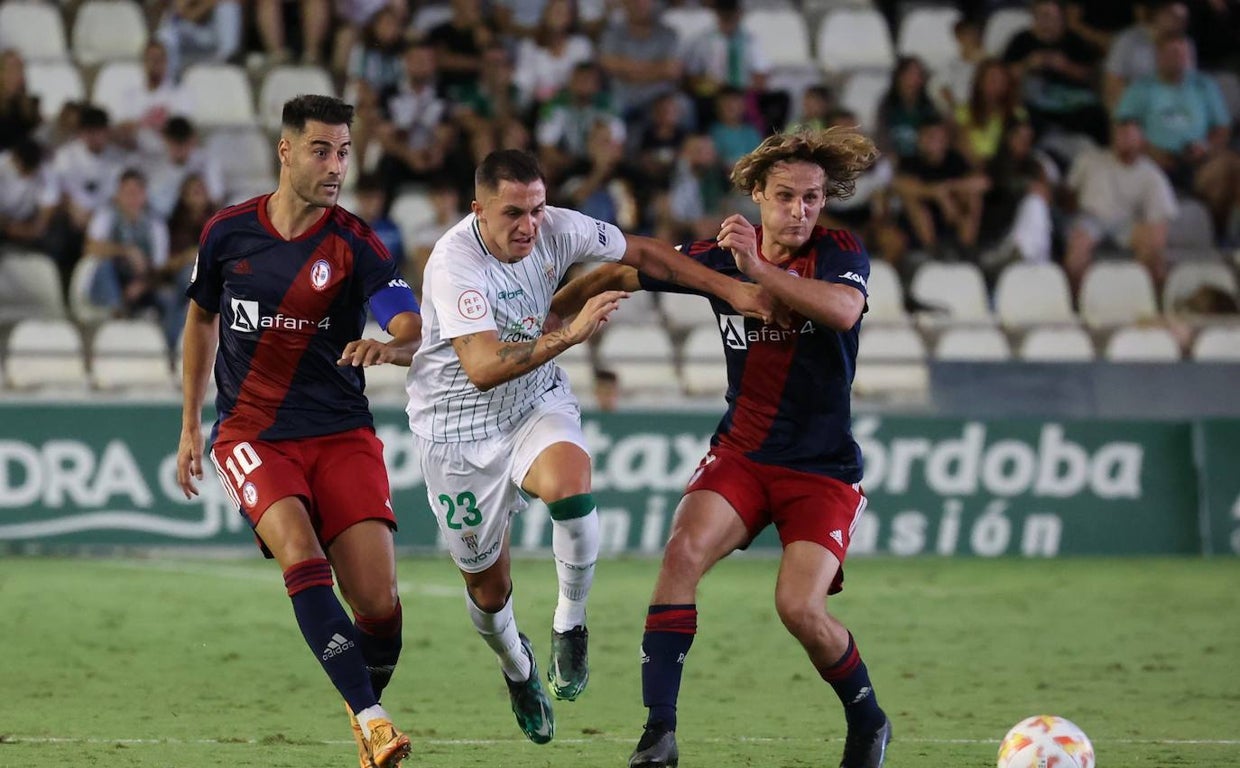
[593,368,618,385]
[281,94,355,132]
[79,105,110,130]
[475,149,544,191]
[162,115,195,142]
[119,167,146,186]
[12,138,44,171]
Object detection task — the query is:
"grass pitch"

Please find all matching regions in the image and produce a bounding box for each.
[1,555,1237,767]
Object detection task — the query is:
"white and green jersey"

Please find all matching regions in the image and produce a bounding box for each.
[406,206,626,442]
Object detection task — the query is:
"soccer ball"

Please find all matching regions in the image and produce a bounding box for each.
[996,715,1095,768]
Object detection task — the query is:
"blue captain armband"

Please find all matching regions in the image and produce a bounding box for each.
[369,279,421,332]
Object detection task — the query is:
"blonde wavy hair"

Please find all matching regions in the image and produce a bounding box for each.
[729,127,880,202]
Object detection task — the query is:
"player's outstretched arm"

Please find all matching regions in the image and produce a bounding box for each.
[550,264,642,321]
[718,214,865,331]
[177,301,219,499]
[451,290,629,392]
[620,234,773,324]
[338,311,423,368]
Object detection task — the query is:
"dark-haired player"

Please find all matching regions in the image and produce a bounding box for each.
[175,95,421,768]
[553,127,892,768]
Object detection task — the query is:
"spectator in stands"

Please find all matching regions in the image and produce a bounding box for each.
[635,92,688,198]
[0,50,41,153]
[790,86,834,132]
[1103,0,1191,110]
[143,116,225,220]
[1065,0,1136,53]
[343,6,408,171]
[683,0,786,132]
[598,0,682,130]
[403,179,462,293]
[111,42,194,155]
[535,61,625,190]
[328,0,408,76]
[1063,119,1177,291]
[513,0,595,109]
[666,133,731,241]
[84,168,170,321]
[592,368,620,412]
[255,0,331,65]
[494,0,549,39]
[708,86,763,171]
[820,109,895,242]
[52,105,124,232]
[558,120,636,228]
[452,43,529,164]
[0,139,58,252]
[1003,0,1110,148]
[376,42,466,199]
[931,18,988,112]
[893,118,990,257]
[353,171,404,268]
[977,119,1056,274]
[155,0,243,78]
[160,173,212,344]
[426,0,495,101]
[876,56,940,162]
[954,59,1027,168]
[1185,0,1240,71]
[1116,31,1240,241]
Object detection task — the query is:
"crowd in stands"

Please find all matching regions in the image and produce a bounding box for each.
[1,0,1239,397]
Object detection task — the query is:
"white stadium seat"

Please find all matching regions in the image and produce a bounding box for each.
[0,1,70,61]
[742,9,812,68]
[595,323,679,392]
[410,3,453,33]
[983,7,1032,56]
[663,7,719,55]
[357,322,410,400]
[90,318,174,390]
[204,127,276,202]
[817,8,895,75]
[1078,262,1159,329]
[1167,197,1215,250]
[935,326,1011,361]
[258,65,337,131]
[0,251,66,322]
[864,258,907,324]
[1191,326,1240,361]
[659,294,716,336]
[910,261,993,325]
[993,261,1075,328]
[1103,325,1182,362]
[854,324,928,394]
[23,61,85,121]
[607,288,660,326]
[1162,261,1238,313]
[389,191,436,255]
[4,318,89,391]
[1018,325,1095,362]
[67,257,114,324]
[896,6,961,72]
[90,60,144,118]
[680,322,728,397]
[555,337,595,393]
[182,63,256,127]
[71,0,149,65]
[838,70,890,131]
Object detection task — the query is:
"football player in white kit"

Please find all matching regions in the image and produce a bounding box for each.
[405,149,771,744]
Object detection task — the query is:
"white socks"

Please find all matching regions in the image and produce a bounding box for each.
[466,590,530,682]
[551,511,598,632]
[355,704,391,739]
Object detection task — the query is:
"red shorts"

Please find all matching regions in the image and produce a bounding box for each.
[210,427,396,554]
[685,445,867,594]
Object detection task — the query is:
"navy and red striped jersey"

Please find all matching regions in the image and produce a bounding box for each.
[188,195,418,444]
[640,226,870,482]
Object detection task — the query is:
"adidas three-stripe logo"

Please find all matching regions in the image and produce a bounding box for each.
[322,633,356,660]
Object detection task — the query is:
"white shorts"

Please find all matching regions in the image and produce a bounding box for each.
[412,398,588,573]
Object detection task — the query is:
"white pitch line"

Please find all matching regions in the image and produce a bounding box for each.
[4,735,1238,747]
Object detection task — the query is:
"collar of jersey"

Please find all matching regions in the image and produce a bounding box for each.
[470,216,490,257]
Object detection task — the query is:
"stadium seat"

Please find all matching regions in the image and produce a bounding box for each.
[0,1,70,61]
[607,287,660,326]
[90,60,144,118]
[865,258,907,324]
[909,261,993,325]
[1078,262,1159,329]
[258,64,337,131]
[595,323,679,392]
[855,324,929,394]
[0,251,67,322]
[659,294,715,335]
[816,8,895,75]
[1167,197,1216,250]
[896,5,961,72]
[1191,325,1240,361]
[742,9,812,68]
[23,60,85,121]
[1018,325,1095,361]
[71,0,148,65]
[410,3,453,33]
[993,261,1075,328]
[389,191,436,255]
[934,326,1011,361]
[1162,260,1238,313]
[204,127,276,201]
[680,322,728,397]
[182,63,256,127]
[4,318,89,391]
[1103,325,1182,362]
[555,335,595,393]
[90,318,174,390]
[663,7,719,55]
[838,70,890,131]
[67,257,114,324]
[983,7,1032,56]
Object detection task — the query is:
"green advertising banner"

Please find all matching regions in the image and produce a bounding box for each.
[0,404,1215,556]
[1198,419,1240,556]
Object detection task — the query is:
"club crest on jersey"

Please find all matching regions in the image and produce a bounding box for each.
[544,260,556,284]
[462,533,479,553]
[310,259,332,291]
[242,481,258,508]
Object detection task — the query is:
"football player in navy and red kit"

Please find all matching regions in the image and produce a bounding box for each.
[174,95,421,768]
[552,127,891,768]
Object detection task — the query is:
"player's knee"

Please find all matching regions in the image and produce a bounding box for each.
[661,532,710,582]
[774,594,822,642]
[466,577,512,613]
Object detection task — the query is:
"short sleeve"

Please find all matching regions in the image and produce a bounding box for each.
[552,206,626,265]
[818,230,871,299]
[185,217,223,312]
[1201,76,1230,130]
[429,255,498,339]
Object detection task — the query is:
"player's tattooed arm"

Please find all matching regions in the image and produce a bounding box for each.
[451,294,627,391]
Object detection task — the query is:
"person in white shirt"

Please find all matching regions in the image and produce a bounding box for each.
[52,105,125,230]
[141,116,225,219]
[403,149,769,745]
[83,167,170,318]
[0,139,59,249]
[111,42,195,154]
